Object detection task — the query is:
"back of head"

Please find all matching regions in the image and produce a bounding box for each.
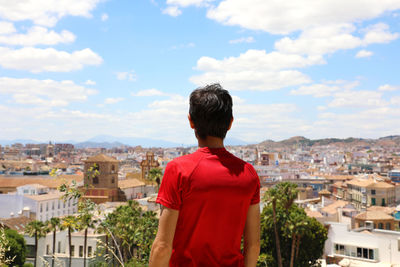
[189,83,233,140]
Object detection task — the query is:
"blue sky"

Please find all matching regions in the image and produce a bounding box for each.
[0,0,400,144]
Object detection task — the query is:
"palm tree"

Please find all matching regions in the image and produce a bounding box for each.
[264,182,298,267]
[61,215,78,267]
[46,218,61,267]
[148,168,162,191]
[77,200,97,267]
[25,220,47,267]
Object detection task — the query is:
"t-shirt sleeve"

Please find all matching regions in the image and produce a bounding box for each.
[248,164,261,205]
[156,161,182,210]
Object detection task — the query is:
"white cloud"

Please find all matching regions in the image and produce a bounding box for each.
[362,23,399,44]
[313,107,400,138]
[0,77,97,106]
[84,80,96,85]
[275,23,398,56]
[190,49,325,91]
[0,0,102,27]
[0,26,75,46]
[0,21,16,34]
[101,13,109,21]
[206,0,400,34]
[378,84,400,91]
[229,36,254,44]
[131,89,166,97]
[328,90,386,108]
[291,84,341,98]
[291,80,359,97]
[0,47,102,72]
[391,96,400,105]
[116,70,137,81]
[104,97,124,104]
[355,50,373,58]
[162,6,182,17]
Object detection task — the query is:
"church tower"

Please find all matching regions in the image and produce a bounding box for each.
[83,154,119,203]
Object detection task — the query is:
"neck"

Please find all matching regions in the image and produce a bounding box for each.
[197,136,224,148]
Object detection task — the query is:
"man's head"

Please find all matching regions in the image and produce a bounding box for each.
[189,83,233,140]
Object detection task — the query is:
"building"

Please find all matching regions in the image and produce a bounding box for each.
[118,178,155,200]
[325,222,400,265]
[83,154,119,204]
[354,210,395,230]
[389,169,400,183]
[24,228,106,267]
[346,178,395,210]
[0,185,78,221]
[140,152,159,180]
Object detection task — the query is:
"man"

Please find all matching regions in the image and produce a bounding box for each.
[149,84,260,267]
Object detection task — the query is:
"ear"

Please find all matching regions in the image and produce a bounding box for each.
[188,114,195,129]
[227,117,234,131]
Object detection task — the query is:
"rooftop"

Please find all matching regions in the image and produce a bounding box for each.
[85,154,118,163]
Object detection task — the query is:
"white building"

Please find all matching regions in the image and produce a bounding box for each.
[25,229,106,267]
[325,222,400,266]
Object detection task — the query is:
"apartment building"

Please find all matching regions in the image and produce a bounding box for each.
[346,178,395,210]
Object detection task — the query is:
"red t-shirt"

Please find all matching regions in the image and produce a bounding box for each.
[156,147,260,267]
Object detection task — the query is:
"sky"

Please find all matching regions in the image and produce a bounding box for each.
[0,0,400,145]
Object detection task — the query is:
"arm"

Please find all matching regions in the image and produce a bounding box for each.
[149,206,179,267]
[243,203,260,267]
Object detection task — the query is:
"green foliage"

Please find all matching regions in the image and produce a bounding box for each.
[148,168,162,190]
[4,229,26,266]
[1,227,15,266]
[99,200,158,265]
[259,182,328,267]
[23,263,34,267]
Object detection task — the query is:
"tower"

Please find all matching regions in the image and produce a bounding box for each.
[83,154,119,203]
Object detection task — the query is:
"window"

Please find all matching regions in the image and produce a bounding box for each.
[111,165,115,173]
[79,246,83,257]
[63,201,66,208]
[386,223,391,230]
[378,223,383,229]
[371,189,376,195]
[372,198,376,205]
[58,241,61,253]
[46,245,50,255]
[40,203,43,212]
[52,201,54,210]
[71,245,75,257]
[88,246,92,257]
[111,177,115,184]
[382,198,386,206]
[93,176,99,184]
[46,202,48,211]
[58,200,60,209]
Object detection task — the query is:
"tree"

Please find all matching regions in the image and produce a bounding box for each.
[259,182,328,267]
[4,229,26,266]
[100,200,158,265]
[148,168,162,191]
[76,200,97,267]
[61,216,78,267]
[1,227,16,266]
[25,221,47,267]
[45,218,61,267]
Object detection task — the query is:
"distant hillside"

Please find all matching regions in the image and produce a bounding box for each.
[258,135,400,148]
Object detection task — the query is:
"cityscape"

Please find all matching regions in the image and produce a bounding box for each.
[1,136,400,266]
[1,0,400,266]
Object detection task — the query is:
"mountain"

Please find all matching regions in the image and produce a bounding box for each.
[86,135,183,148]
[224,137,249,146]
[74,141,126,149]
[0,139,42,145]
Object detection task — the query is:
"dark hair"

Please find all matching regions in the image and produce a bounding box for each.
[189,83,233,139]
